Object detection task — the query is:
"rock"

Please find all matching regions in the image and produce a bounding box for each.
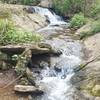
[84,33,100,59]
[19,78,29,85]
[26,68,36,85]
[14,85,43,93]
[95,97,100,100]
[75,24,91,39]
[0,43,52,55]
[0,51,12,70]
[0,4,47,32]
[28,95,33,100]
[71,33,100,98]
[38,0,53,8]
[92,85,100,96]
[0,52,8,60]
[75,24,91,35]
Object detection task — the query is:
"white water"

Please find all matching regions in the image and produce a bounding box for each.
[31,6,68,26]
[37,44,82,100]
[31,6,82,100]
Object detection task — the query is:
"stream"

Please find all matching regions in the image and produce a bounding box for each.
[31,6,83,100]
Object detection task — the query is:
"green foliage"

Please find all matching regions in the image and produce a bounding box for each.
[79,21,100,39]
[70,13,86,28]
[0,0,40,5]
[91,21,100,33]
[90,5,100,19]
[19,0,40,5]
[0,19,43,45]
[52,0,86,16]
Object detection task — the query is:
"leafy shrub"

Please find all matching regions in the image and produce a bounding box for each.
[0,19,43,45]
[1,0,40,5]
[90,5,100,19]
[91,21,100,33]
[52,0,89,16]
[70,13,86,28]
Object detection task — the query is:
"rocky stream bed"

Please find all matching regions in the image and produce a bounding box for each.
[0,3,100,100]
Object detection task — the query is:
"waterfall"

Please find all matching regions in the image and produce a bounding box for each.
[31,6,67,26]
[36,40,83,100]
[29,6,83,100]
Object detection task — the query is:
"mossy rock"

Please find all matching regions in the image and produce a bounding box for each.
[92,85,100,96]
[19,77,29,85]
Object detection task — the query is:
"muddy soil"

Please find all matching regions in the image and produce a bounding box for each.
[0,69,28,100]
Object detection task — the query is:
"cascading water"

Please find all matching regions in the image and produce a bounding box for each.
[32,6,67,26]
[35,38,83,100]
[30,6,83,100]
[29,6,69,33]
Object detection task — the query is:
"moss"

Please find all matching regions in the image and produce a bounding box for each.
[15,49,32,75]
[92,85,100,96]
[19,77,29,85]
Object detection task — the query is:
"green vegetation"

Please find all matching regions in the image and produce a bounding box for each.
[0,19,43,45]
[53,0,100,18]
[90,0,100,19]
[79,20,100,39]
[91,21,100,33]
[70,13,86,29]
[0,0,40,5]
[52,0,88,16]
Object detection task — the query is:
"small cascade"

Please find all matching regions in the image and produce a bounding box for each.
[29,6,83,100]
[35,39,83,100]
[31,6,67,26]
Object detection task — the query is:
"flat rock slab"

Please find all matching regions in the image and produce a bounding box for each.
[14,85,42,93]
[0,44,51,55]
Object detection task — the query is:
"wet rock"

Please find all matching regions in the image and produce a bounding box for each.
[39,61,49,68]
[14,85,43,93]
[54,65,62,72]
[92,85,100,96]
[26,68,36,85]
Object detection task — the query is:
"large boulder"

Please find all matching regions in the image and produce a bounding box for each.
[75,24,91,36]
[71,33,100,98]
[0,4,47,32]
[92,85,100,96]
[75,24,91,39]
